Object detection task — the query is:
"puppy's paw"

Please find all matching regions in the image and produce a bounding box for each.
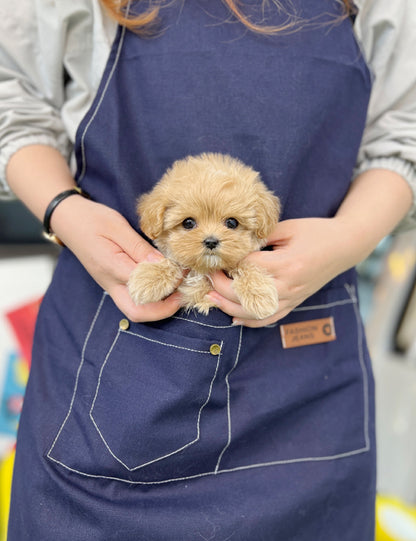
[239,286,279,319]
[181,299,214,316]
[232,264,279,320]
[128,259,183,305]
[193,297,217,316]
[179,273,214,315]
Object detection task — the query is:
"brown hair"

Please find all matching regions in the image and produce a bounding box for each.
[100,0,355,36]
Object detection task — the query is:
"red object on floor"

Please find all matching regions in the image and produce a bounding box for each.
[5,297,42,369]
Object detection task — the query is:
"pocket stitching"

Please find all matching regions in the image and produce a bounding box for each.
[47,291,108,460]
[216,282,370,469]
[48,283,371,484]
[173,315,235,329]
[89,330,223,471]
[120,327,216,353]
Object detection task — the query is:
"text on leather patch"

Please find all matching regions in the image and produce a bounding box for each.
[280,317,336,349]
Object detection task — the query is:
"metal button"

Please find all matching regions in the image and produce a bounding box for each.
[209,343,221,356]
[119,318,130,331]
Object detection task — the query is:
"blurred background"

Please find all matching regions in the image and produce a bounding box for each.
[0,198,416,540]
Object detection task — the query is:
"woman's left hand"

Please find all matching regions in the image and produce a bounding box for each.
[207,217,358,328]
[207,168,414,327]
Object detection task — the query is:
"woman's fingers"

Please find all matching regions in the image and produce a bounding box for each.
[208,271,240,303]
[110,284,183,322]
[207,271,285,322]
[232,304,293,328]
[51,198,183,323]
[206,290,249,319]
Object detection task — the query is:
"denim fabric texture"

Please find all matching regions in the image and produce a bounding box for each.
[9,1,376,539]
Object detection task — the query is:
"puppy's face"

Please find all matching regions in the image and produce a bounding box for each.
[158,200,262,273]
[138,154,280,274]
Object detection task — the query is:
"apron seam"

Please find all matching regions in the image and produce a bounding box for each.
[78,25,127,184]
[47,444,371,485]
[293,298,355,311]
[47,291,108,459]
[344,282,371,451]
[265,295,356,328]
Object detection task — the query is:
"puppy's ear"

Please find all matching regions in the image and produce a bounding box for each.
[253,183,281,239]
[137,187,168,240]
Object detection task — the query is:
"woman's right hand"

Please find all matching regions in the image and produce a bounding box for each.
[50,194,183,322]
[5,145,181,322]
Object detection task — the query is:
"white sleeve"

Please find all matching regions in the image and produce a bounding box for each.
[354,0,416,231]
[0,0,115,198]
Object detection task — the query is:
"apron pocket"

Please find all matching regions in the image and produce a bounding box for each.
[89,326,222,471]
[47,294,226,483]
[216,283,373,471]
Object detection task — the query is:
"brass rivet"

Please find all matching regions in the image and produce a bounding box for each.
[210,343,221,356]
[119,318,130,331]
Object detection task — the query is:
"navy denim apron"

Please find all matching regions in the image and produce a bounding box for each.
[9,1,375,539]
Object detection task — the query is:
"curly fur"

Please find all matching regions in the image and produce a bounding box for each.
[128,153,281,319]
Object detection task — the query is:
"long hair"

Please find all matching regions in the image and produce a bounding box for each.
[100,0,355,36]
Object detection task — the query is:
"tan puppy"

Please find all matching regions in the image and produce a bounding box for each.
[128,153,281,319]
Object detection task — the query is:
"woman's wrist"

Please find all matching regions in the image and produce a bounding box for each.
[43,187,90,245]
[6,145,78,223]
[334,168,413,266]
[329,214,373,271]
[49,193,96,245]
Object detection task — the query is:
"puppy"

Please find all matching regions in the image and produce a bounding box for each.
[128,153,281,319]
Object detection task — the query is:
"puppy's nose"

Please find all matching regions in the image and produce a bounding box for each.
[203,237,220,250]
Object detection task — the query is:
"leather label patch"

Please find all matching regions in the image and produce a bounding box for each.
[280,317,336,349]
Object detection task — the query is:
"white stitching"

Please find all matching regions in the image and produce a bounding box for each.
[78,25,127,184]
[265,297,355,327]
[173,290,355,324]
[343,283,358,303]
[47,292,107,458]
[215,326,243,472]
[89,338,223,471]
[344,283,370,450]
[293,298,354,311]
[120,328,212,353]
[48,445,370,485]
[48,283,371,484]
[172,315,234,329]
[89,330,130,468]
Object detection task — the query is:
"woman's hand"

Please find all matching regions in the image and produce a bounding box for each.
[51,195,183,322]
[5,145,182,323]
[207,217,352,327]
[208,167,414,328]
[7,145,412,327]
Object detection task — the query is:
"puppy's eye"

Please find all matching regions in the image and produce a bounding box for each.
[182,217,197,230]
[225,218,239,229]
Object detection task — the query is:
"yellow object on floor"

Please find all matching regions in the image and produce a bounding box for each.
[0,448,15,541]
[376,495,416,541]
